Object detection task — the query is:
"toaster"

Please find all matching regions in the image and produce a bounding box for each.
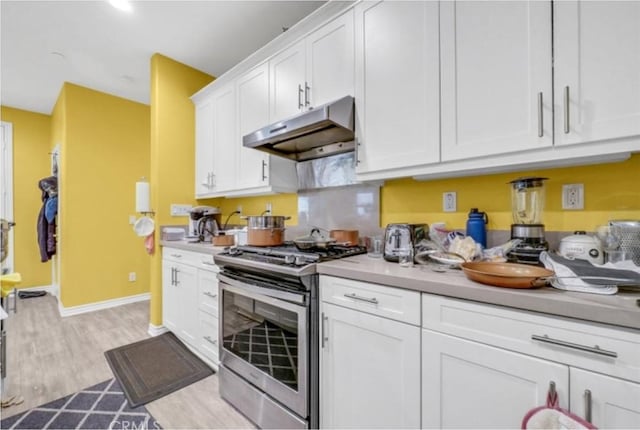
[383,223,428,262]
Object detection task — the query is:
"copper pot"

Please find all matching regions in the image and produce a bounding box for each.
[247,228,285,247]
[330,229,359,245]
[212,234,235,247]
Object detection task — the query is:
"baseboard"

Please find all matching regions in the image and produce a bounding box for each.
[58,292,150,317]
[148,323,168,337]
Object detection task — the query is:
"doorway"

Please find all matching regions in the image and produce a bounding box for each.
[0,121,14,274]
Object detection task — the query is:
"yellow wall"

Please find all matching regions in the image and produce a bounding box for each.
[0,106,52,287]
[211,154,640,233]
[57,83,151,307]
[201,193,299,226]
[149,54,215,326]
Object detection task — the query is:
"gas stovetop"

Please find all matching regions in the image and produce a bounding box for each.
[214,243,367,277]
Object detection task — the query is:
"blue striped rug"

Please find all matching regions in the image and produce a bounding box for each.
[1,379,161,429]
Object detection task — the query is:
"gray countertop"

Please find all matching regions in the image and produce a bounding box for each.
[317,254,640,331]
[160,240,639,330]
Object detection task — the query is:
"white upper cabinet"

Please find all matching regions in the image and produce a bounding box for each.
[354,0,440,177]
[194,99,215,198]
[236,63,298,195]
[305,9,354,108]
[211,83,237,194]
[554,1,640,146]
[440,1,553,161]
[270,10,355,122]
[270,40,306,122]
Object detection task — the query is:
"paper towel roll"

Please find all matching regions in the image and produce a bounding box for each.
[136,181,150,213]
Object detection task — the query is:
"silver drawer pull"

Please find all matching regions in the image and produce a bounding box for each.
[204,336,217,346]
[170,254,182,258]
[344,293,379,305]
[201,261,216,266]
[584,389,592,423]
[531,334,618,358]
[203,292,218,299]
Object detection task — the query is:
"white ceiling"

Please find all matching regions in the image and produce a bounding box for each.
[1,0,325,115]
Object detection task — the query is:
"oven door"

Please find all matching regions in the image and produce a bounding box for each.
[218,272,308,418]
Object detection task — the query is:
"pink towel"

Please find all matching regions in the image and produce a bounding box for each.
[144,233,155,255]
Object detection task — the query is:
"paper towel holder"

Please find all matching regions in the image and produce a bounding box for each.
[136,177,155,217]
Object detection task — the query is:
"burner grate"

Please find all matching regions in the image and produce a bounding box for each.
[223,320,298,389]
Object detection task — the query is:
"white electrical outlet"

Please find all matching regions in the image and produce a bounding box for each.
[170,204,192,216]
[266,202,272,213]
[562,184,584,210]
[236,205,242,215]
[443,192,457,212]
[128,272,136,282]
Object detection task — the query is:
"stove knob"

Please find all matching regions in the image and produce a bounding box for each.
[228,247,242,256]
[284,254,295,264]
[295,255,309,266]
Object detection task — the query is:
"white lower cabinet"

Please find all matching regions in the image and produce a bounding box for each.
[319,276,421,429]
[421,329,569,429]
[569,368,640,428]
[162,247,220,369]
[421,294,640,429]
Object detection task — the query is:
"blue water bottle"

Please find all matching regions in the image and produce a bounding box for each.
[466,208,489,248]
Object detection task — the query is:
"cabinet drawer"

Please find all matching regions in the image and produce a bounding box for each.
[422,294,640,383]
[198,270,219,317]
[163,247,203,266]
[198,311,219,364]
[320,276,420,325]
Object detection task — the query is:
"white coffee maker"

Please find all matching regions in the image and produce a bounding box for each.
[188,206,221,239]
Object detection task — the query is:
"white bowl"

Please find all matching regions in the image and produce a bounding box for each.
[133,216,155,237]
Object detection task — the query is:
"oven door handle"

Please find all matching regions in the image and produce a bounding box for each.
[218,273,307,306]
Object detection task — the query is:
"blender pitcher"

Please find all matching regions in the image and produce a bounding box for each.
[509,177,548,225]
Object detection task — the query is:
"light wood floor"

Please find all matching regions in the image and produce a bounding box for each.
[1,294,253,429]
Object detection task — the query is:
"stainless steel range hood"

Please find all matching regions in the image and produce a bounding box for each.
[242,95,354,162]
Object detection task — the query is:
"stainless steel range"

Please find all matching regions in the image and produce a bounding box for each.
[215,243,366,429]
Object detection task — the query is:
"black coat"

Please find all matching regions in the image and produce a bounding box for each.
[37,176,57,262]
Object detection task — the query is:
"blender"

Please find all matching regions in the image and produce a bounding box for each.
[507,177,549,265]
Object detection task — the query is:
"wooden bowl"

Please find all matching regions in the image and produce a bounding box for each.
[212,234,235,247]
[330,230,359,245]
[460,262,554,289]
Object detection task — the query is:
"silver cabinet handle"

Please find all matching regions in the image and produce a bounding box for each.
[170,267,175,286]
[261,160,267,181]
[344,293,379,305]
[355,139,361,165]
[304,82,311,107]
[174,269,180,286]
[211,173,216,188]
[171,254,182,258]
[563,86,570,134]
[203,291,218,299]
[321,312,328,348]
[584,389,592,423]
[204,336,218,346]
[201,261,216,267]
[298,84,304,109]
[537,92,544,138]
[531,334,617,358]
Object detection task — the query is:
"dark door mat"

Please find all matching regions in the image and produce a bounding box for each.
[0,379,161,429]
[104,332,213,408]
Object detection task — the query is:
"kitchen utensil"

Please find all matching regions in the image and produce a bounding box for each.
[460,262,554,288]
[507,177,549,265]
[242,215,290,247]
[330,229,359,245]
[427,252,466,267]
[212,234,235,247]
[609,220,640,265]
[383,223,427,262]
[558,231,603,264]
[133,216,154,237]
[293,228,336,250]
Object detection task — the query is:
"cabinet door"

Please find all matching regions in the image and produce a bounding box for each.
[440,1,552,161]
[554,1,640,146]
[320,302,420,429]
[570,368,640,429]
[162,261,180,333]
[211,84,237,192]
[236,62,271,189]
[422,329,569,429]
[305,9,354,109]
[354,0,440,175]
[194,99,214,198]
[270,40,305,122]
[198,268,219,317]
[173,262,198,346]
